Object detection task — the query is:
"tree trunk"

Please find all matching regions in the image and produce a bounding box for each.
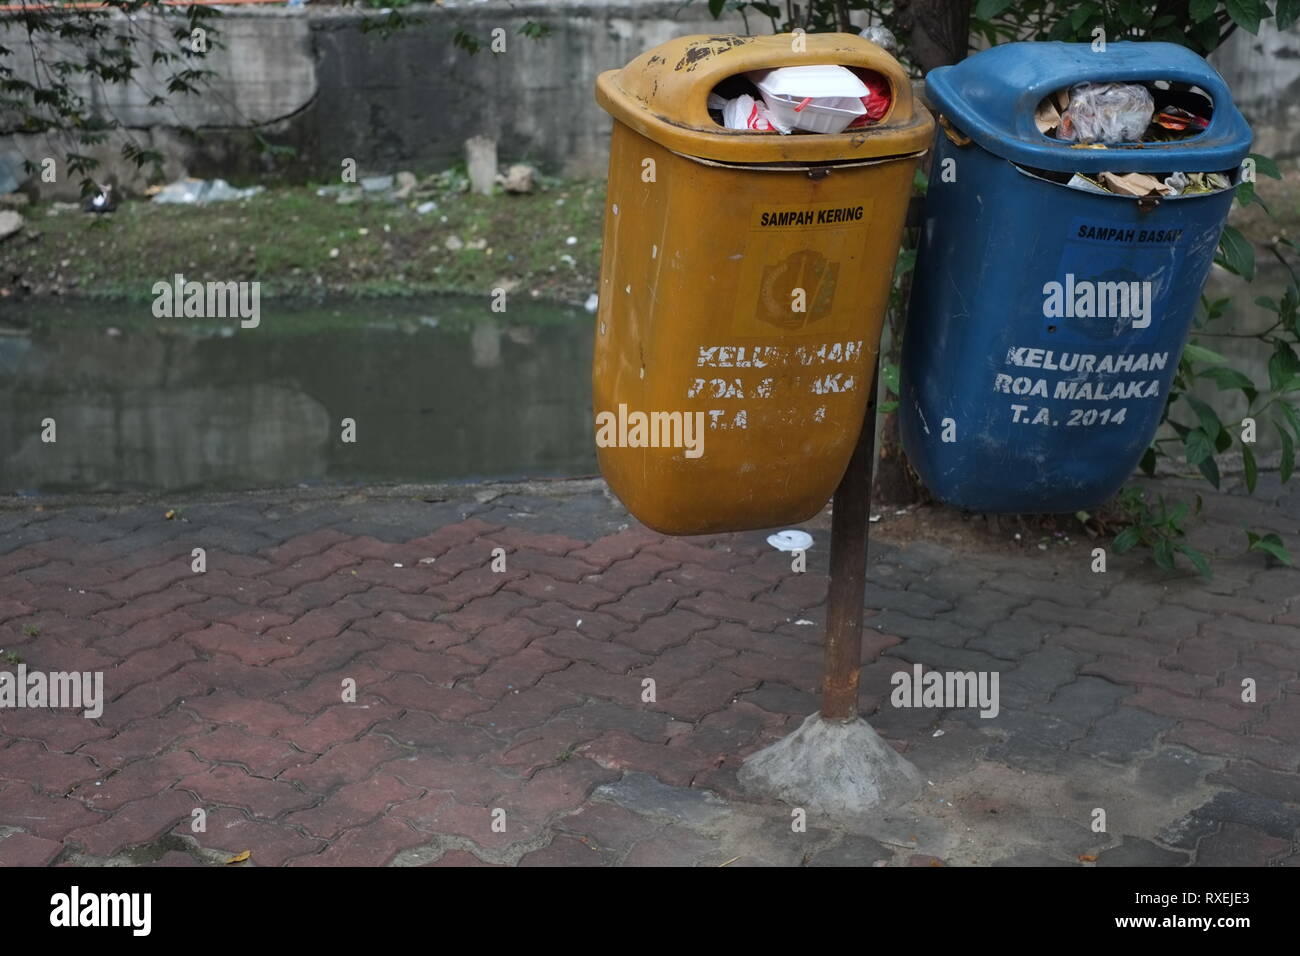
[894,0,975,73]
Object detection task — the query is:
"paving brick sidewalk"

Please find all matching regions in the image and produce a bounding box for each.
[0,476,1297,867]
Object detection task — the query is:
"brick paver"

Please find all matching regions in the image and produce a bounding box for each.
[0,475,1297,866]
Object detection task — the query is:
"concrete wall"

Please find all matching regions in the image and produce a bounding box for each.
[2,2,1297,196]
[0,0,746,195]
[1209,19,1300,159]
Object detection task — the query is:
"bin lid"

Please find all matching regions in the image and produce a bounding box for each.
[595,33,934,164]
[926,42,1252,173]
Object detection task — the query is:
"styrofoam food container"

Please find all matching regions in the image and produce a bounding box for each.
[748,65,870,134]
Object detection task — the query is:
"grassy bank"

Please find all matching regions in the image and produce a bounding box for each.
[0,176,606,304]
[2,161,1296,307]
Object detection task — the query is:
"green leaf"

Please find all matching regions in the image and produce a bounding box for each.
[881,361,901,395]
[1216,225,1256,280]
[1190,16,1223,51]
[1153,536,1176,571]
[878,400,899,414]
[1190,0,1219,19]
[1184,426,1215,465]
[1175,542,1212,578]
[1202,296,1231,322]
[1049,16,1080,40]
[1183,342,1228,365]
[1226,0,1269,33]
[1117,0,1144,26]
[1268,343,1300,392]
[1197,452,1222,488]
[1069,5,1096,30]
[1243,443,1258,493]
[1246,530,1294,565]
[1112,526,1141,553]
[1278,0,1300,27]
[1201,365,1257,401]
[1235,179,1259,208]
[452,30,482,54]
[975,0,1016,18]
[1184,394,1224,441]
[1275,399,1300,440]
[893,248,917,280]
[1278,422,1296,482]
[1247,152,1282,179]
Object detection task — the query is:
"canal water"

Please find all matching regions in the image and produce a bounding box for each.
[0,297,597,495]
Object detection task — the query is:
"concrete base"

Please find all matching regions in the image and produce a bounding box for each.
[739,713,923,819]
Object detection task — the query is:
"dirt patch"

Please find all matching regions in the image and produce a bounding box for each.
[872,504,1094,556]
[797,495,1097,556]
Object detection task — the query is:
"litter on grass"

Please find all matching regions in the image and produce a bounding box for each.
[153,178,265,204]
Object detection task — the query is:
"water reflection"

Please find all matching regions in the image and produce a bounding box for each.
[0,298,597,494]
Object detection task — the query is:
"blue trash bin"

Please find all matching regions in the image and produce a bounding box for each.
[899,42,1253,513]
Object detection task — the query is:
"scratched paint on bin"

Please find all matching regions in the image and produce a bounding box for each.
[691,339,865,434]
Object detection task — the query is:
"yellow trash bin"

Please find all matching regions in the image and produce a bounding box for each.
[593,33,933,535]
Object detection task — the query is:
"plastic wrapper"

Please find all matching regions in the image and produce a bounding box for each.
[152,178,265,205]
[1057,82,1155,144]
[1181,171,1231,194]
[1097,171,1176,197]
[859,24,898,54]
[708,92,783,132]
[1065,173,1109,195]
[1153,106,1209,132]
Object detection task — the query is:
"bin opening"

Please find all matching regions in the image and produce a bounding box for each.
[1013,160,1235,199]
[1035,81,1214,146]
[706,65,893,135]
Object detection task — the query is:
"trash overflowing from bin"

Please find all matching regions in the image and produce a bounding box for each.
[708,65,893,134]
[1036,80,1212,146]
[1062,168,1232,197]
[1019,78,1230,199]
[707,92,781,132]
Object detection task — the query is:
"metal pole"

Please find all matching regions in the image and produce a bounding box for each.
[820,356,880,721]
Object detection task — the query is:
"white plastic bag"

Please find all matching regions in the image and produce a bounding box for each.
[1057,82,1154,144]
[708,92,784,132]
[152,178,264,205]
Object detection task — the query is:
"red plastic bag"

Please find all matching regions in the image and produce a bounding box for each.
[847,71,892,128]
